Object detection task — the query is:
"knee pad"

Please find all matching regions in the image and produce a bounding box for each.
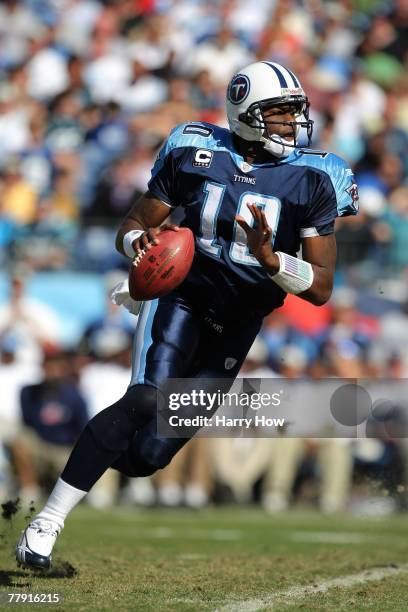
[132,420,189,469]
[87,384,161,453]
[111,450,158,477]
[127,384,163,422]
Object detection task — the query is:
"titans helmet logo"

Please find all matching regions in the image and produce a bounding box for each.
[228,74,250,105]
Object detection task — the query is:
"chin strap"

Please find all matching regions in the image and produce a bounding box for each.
[262,134,294,158]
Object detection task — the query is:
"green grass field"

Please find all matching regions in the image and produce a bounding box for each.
[1,505,408,611]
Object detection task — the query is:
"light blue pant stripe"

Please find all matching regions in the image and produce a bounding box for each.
[129,299,158,387]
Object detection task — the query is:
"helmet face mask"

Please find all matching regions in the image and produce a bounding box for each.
[227,62,314,158]
[240,97,312,147]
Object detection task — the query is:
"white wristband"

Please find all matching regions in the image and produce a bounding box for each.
[268,251,314,295]
[123,229,144,259]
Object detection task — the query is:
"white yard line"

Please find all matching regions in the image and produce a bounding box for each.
[102,526,243,541]
[177,553,209,560]
[215,564,408,612]
[291,531,405,546]
[291,531,368,544]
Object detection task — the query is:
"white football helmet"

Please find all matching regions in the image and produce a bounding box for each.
[226,61,314,158]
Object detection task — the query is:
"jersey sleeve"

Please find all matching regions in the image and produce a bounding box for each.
[147,122,218,207]
[300,220,335,238]
[147,136,178,207]
[326,153,359,217]
[299,153,359,236]
[148,123,194,207]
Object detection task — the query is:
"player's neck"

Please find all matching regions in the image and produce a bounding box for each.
[232,135,278,164]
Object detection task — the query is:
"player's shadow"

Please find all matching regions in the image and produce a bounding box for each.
[0,569,31,587]
[0,560,77,586]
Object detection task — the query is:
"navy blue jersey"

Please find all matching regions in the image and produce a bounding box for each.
[148,122,358,319]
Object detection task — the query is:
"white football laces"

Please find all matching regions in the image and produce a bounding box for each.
[132,247,147,267]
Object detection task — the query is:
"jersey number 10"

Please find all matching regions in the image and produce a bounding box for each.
[198,181,281,266]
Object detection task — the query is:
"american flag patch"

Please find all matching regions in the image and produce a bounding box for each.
[281,253,311,281]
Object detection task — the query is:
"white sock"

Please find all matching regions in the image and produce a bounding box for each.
[35,478,87,529]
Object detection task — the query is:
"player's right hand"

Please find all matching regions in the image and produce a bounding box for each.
[133,223,179,254]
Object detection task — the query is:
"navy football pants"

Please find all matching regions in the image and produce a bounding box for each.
[62,294,262,490]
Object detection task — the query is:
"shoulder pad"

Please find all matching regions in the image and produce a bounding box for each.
[294,150,359,216]
[159,122,230,157]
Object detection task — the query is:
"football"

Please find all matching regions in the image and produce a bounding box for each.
[128,227,195,300]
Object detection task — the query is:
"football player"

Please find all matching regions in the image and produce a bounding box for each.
[16,61,358,569]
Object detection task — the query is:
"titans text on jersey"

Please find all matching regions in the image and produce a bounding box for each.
[148,122,358,320]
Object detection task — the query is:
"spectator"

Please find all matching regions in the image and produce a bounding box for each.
[0,0,45,69]
[335,188,388,271]
[116,59,168,114]
[0,332,40,442]
[1,158,38,226]
[86,156,142,223]
[155,439,212,509]
[189,25,254,87]
[10,349,89,504]
[190,69,223,114]
[262,345,353,514]
[26,28,70,102]
[0,268,62,364]
[0,332,41,499]
[131,76,199,141]
[209,337,278,504]
[319,287,376,374]
[20,115,53,197]
[80,329,133,416]
[380,186,408,270]
[80,321,133,508]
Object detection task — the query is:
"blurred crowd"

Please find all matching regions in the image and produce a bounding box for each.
[0,0,407,275]
[0,0,408,515]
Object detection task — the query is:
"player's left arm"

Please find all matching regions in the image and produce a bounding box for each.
[298,233,336,305]
[236,204,336,306]
[237,155,358,307]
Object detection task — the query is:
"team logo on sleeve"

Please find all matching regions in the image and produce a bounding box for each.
[227,74,250,104]
[346,183,359,209]
[193,149,213,168]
